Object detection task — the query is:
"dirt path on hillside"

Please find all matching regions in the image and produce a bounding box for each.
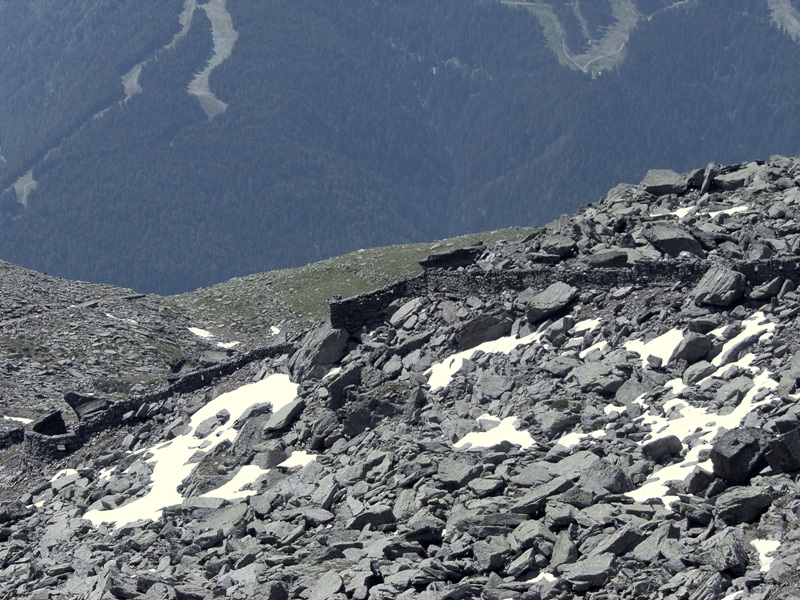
[769,0,800,41]
[188,0,238,119]
[121,0,199,100]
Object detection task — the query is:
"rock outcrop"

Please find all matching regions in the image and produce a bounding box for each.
[1,156,800,599]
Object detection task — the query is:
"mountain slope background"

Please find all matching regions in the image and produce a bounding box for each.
[1,0,800,294]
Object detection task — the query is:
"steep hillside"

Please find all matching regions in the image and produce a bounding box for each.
[0,157,800,598]
[1,0,800,293]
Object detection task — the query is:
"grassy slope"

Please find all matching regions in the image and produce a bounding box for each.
[171,226,537,342]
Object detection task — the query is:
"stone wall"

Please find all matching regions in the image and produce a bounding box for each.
[329,258,800,332]
[22,342,296,460]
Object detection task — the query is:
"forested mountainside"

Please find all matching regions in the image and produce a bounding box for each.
[1,0,800,294]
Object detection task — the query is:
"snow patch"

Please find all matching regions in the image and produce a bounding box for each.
[84,374,298,528]
[708,204,750,218]
[454,416,534,450]
[711,312,775,367]
[626,369,778,504]
[427,332,544,391]
[624,328,685,368]
[270,326,281,335]
[2,415,32,425]
[579,340,608,359]
[189,327,214,339]
[572,318,601,333]
[216,341,240,349]
[277,451,317,469]
[751,539,780,572]
[201,465,268,500]
[50,469,79,484]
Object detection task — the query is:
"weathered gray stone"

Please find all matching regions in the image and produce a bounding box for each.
[642,435,683,461]
[714,486,774,525]
[560,553,617,590]
[291,320,350,380]
[642,223,704,257]
[347,505,396,530]
[672,332,712,364]
[691,266,746,307]
[511,476,574,515]
[263,398,305,434]
[526,282,579,322]
[641,169,688,196]
[588,525,645,557]
[766,427,800,473]
[390,298,424,328]
[709,426,769,484]
[454,313,513,349]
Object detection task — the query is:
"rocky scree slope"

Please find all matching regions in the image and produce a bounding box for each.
[1,157,800,598]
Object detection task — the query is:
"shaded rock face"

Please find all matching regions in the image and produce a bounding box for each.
[4,156,800,599]
[692,266,746,307]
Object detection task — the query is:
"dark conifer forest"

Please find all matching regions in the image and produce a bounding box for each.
[0,0,799,293]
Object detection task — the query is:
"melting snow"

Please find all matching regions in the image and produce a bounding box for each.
[572,318,601,333]
[84,373,298,528]
[427,332,544,391]
[50,469,79,484]
[189,327,214,339]
[270,326,281,335]
[750,539,780,572]
[626,369,778,504]
[671,206,695,219]
[525,572,557,583]
[454,416,534,450]
[201,465,268,500]
[708,204,750,218]
[2,415,32,425]
[711,312,775,367]
[216,341,240,349]
[277,451,317,469]
[624,328,685,368]
[556,428,606,449]
[579,340,608,359]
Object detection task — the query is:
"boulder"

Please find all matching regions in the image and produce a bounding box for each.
[642,224,704,257]
[560,553,617,591]
[672,332,712,364]
[714,486,774,526]
[709,426,769,484]
[641,169,688,196]
[586,249,630,268]
[642,435,683,461]
[263,398,306,434]
[290,320,350,380]
[766,427,800,473]
[419,244,483,269]
[526,282,580,323]
[454,313,513,349]
[691,266,746,307]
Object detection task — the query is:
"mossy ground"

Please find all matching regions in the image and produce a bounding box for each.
[172,227,537,341]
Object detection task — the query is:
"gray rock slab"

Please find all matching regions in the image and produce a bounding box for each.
[714,486,774,526]
[526,282,579,323]
[263,398,305,434]
[709,426,769,484]
[642,223,704,257]
[560,552,617,590]
[691,266,746,307]
[510,476,574,515]
[641,169,688,196]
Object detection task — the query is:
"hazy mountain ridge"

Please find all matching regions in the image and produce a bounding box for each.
[1,0,799,293]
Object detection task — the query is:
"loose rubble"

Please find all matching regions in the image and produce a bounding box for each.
[1,156,800,598]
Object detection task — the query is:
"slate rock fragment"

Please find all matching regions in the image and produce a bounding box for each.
[691,266,746,307]
[709,427,769,484]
